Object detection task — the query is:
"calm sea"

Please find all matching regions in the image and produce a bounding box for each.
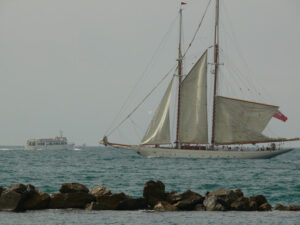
[0,146,299,225]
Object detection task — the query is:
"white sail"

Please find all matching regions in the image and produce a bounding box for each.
[214,96,279,144]
[178,51,208,144]
[141,79,174,145]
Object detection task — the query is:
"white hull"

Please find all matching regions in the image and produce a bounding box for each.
[112,145,294,159]
[25,144,74,151]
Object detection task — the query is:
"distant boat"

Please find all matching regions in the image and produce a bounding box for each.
[100,1,299,159]
[25,132,74,150]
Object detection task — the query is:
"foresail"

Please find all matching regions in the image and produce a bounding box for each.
[214,96,279,145]
[178,50,208,144]
[141,78,173,145]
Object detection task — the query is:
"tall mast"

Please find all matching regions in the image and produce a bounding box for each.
[175,6,183,149]
[211,0,220,146]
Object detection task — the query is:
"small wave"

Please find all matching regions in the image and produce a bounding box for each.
[73,148,81,151]
[0,148,10,151]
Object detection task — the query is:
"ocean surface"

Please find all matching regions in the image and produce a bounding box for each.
[0,146,299,225]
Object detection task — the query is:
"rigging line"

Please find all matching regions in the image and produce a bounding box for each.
[182,0,212,59]
[106,65,177,137]
[105,14,179,135]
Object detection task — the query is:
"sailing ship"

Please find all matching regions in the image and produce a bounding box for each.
[100,0,299,159]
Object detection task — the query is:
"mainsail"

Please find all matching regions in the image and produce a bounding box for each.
[141,78,174,145]
[178,50,208,144]
[214,96,279,145]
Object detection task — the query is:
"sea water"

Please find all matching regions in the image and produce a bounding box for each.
[0,146,299,225]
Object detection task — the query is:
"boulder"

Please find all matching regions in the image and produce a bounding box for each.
[194,204,205,211]
[207,189,238,205]
[49,192,94,209]
[0,189,25,211]
[23,190,50,210]
[174,190,204,210]
[59,183,89,193]
[258,202,272,211]
[0,183,32,211]
[230,197,250,211]
[0,187,4,197]
[166,191,182,204]
[89,185,111,197]
[248,195,268,208]
[235,189,244,198]
[203,195,229,211]
[274,203,300,211]
[154,201,177,211]
[116,198,148,210]
[93,193,131,210]
[7,184,27,194]
[143,180,166,207]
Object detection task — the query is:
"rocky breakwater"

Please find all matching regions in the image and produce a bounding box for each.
[0,181,299,212]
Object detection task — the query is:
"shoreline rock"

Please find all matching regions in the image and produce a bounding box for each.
[0,181,298,212]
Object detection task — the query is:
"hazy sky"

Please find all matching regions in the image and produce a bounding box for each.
[0,0,299,146]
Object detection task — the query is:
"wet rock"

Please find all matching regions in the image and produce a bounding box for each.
[248,195,268,208]
[154,201,177,211]
[194,204,205,211]
[208,189,238,205]
[235,189,244,198]
[258,202,272,211]
[143,180,166,207]
[166,191,182,204]
[230,197,250,211]
[89,185,111,197]
[274,203,300,211]
[116,198,148,210]
[174,190,204,210]
[0,187,4,197]
[26,184,36,196]
[59,183,89,193]
[23,190,50,210]
[0,189,25,211]
[249,200,258,211]
[93,193,131,210]
[203,195,228,211]
[49,192,94,209]
[7,184,27,194]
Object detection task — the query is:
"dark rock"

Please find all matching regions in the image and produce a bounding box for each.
[7,184,27,194]
[274,203,300,211]
[26,184,36,196]
[49,192,94,209]
[208,189,238,205]
[174,190,204,210]
[166,191,182,204]
[94,193,131,210]
[258,202,272,211]
[248,195,268,208]
[203,195,228,211]
[249,200,258,211]
[59,183,89,194]
[154,201,177,211]
[23,190,50,210]
[0,187,4,197]
[230,197,250,211]
[235,189,244,198]
[194,204,205,211]
[117,198,148,210]
[89,185,111,197]
[143,180,166,207]
[0,189,25,211]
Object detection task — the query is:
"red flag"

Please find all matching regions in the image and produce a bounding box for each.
[181,2,187,5]
[273,111,288,122]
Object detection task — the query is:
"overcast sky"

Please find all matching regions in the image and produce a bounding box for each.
[0,0,299,146]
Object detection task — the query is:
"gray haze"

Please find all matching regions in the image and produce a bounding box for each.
[0,0,299,146]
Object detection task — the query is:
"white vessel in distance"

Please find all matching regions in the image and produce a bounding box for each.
[25,133,74,150]
[100,1,299,159]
